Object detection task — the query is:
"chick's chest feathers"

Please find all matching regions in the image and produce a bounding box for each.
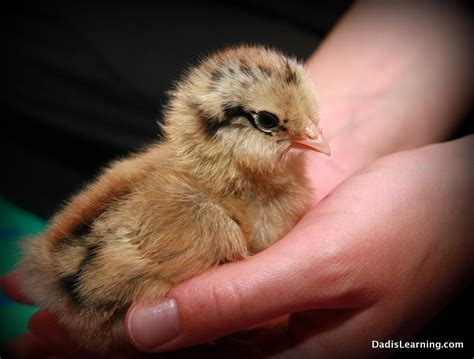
[160,145,311,249]
[154,123,309,240]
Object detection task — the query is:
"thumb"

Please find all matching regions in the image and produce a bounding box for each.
[124,208,367,353]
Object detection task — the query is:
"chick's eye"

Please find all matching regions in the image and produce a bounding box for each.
[254,111,280,133]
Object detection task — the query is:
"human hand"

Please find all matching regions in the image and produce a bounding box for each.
[122,136,473,358]
[4,136,472,358]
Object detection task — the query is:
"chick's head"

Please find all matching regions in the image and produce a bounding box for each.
[164,45,330,173]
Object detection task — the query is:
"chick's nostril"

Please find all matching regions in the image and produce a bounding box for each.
[304,121,319,139]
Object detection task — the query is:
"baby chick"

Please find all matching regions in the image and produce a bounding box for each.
[21,45,330,355]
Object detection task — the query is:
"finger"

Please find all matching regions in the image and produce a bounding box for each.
[28,310,78,354]
[28,311,116,359]
[0,269,34,305]
[125,206,377,353]
[4,333,56,358]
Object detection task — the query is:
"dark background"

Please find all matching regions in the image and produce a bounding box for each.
[3,0,350,217]
[3,1,472,357]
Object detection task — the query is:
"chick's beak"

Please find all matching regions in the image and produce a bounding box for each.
[290,122,331,156]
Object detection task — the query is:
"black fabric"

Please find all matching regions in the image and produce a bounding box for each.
[3,1,350,217]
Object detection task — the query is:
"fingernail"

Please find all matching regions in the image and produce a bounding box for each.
[128,298,180,352]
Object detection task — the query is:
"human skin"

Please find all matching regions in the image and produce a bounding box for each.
[1,1,472,358]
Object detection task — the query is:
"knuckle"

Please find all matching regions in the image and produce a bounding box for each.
[208,279,246,326]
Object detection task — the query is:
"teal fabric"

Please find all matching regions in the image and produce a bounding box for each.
[0,198,45,345]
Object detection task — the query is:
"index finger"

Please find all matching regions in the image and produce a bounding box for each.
[0,269,34,305]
